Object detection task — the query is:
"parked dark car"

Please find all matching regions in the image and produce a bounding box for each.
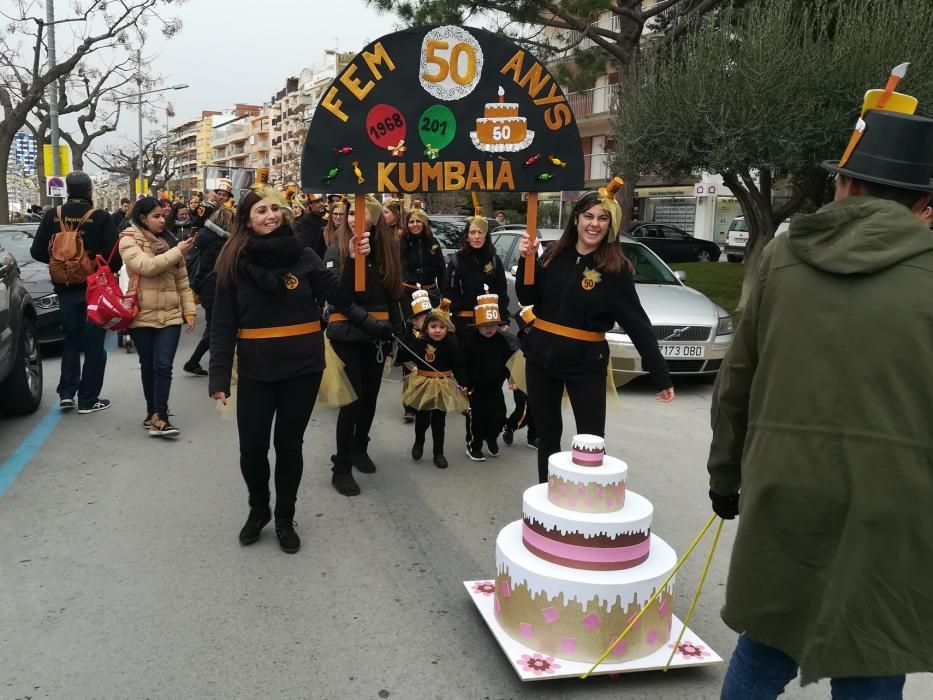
[627,223,722,263]
[0,225,63,345]
[0,231,43,415]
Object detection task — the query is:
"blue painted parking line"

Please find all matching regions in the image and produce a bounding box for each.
[0,330,120,498]
[0,406,62,497]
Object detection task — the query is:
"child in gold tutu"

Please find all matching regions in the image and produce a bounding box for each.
[399,297,467,468]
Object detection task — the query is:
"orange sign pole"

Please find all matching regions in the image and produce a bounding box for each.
[524,192,538,285]
[354,192,366,292]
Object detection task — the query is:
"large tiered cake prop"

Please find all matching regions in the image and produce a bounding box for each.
[494,435,676,663]
[466,435,721,680]
[470,86,535,153]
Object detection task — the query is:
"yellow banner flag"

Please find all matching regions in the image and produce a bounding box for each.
[42,145,71,176]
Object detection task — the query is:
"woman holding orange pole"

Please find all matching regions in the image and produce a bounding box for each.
[516,184,674,484]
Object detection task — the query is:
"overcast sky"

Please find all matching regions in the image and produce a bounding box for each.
[106,0,402,146]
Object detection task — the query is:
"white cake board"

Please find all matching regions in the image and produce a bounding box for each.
[464,580,722,682]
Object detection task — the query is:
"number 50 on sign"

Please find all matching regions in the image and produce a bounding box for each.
[419,26,484,101]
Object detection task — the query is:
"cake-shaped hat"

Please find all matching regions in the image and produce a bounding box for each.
[410,284,433,316]
[823,62,933,192]
[473,285,501,326]
[571,434,605,466]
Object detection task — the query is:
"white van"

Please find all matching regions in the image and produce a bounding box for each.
[724,216,790,262]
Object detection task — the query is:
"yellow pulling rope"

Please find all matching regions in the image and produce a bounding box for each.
[580,513,719,679]
[663,517,724,671]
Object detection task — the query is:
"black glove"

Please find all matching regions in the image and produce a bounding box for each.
[359,315,393,341]
[709,490,739,520]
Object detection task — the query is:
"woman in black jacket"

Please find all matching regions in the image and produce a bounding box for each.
[324,195,404,497]
[444,216,509,338]
[209,188,368,553]
[184,206,233,376]
[516,184,675,484]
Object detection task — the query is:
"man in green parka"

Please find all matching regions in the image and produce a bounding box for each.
[709,80,933,698]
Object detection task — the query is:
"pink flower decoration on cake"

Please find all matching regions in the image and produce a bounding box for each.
[668,642,711,659]
[471,581,496,596]
[500,580,511,598]
[520,622,534,638]
[609,638,627,657]
[585,497,597,507]
[582,613,601,631]
[541,606,560,624]
[561,637,577,654]
[518,653,561,676]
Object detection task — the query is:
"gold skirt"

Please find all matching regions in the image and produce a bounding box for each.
[317,336,358,408]
[401,371,468,413]
[506,350,527,394]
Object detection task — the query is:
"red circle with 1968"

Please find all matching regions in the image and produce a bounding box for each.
[365,103,407,150]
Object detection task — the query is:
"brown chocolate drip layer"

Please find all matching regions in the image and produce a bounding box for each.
[523,517,650,547]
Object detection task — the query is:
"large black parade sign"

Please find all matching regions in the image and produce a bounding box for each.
[300,25,585,194]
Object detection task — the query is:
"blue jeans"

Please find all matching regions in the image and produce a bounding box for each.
[57,287,107,406]
[129,325,181,418]
[721,635,906,699]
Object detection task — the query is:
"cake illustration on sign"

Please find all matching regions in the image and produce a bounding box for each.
[470,86,535,153]
[493,434,679,663]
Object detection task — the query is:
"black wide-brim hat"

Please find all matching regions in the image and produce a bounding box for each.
[822,109,933,192]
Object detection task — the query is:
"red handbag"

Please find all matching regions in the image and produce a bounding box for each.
[86,238,138,330]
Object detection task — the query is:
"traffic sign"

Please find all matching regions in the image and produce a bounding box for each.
[46,175,66,198]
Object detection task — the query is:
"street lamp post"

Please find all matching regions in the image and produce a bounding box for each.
[115,80,189,198]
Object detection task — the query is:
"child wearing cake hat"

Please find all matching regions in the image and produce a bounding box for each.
[503,305,538,449]
[397,298,467,469]
[397,284,434,423]
[462,288,514,461]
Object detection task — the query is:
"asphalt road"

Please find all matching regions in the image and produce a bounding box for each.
[1,329,930,699]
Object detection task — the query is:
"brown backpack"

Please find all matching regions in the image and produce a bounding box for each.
[48,206,98,285]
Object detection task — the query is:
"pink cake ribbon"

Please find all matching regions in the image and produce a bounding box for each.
[522,524,650,569]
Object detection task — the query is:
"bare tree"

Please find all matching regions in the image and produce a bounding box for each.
[87,137,174,199]
[0,0,183,222]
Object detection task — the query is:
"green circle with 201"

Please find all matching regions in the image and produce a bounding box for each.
[418,105,456,152]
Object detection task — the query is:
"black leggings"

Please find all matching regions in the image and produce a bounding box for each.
[188,302,212,364]
[468,388,507,449]
[236,372,322,520]
[414,410,446,455]
[506,389,537,438]
[526,361,606,484]
[332,340,384,459]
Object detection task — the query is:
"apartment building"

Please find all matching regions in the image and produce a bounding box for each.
[268,51,354,186]
[168,118,199,195]
[210,103,262,171]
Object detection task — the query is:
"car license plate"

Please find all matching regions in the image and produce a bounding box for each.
[660,344,705,358]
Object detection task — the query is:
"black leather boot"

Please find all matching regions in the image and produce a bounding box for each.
[351,439,376,473]
[274,518,300,554]
[238,506,271,545]
[331,455,361,496]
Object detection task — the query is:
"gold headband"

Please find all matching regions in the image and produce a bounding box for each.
[467,216,488,235]
[595,176,624,241]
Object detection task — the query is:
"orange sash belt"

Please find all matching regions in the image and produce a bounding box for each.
[403,282,435,290]
[328,311,390,323]
[415,370,452,378]
[535,318,606,343]
[238,321,321,340]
